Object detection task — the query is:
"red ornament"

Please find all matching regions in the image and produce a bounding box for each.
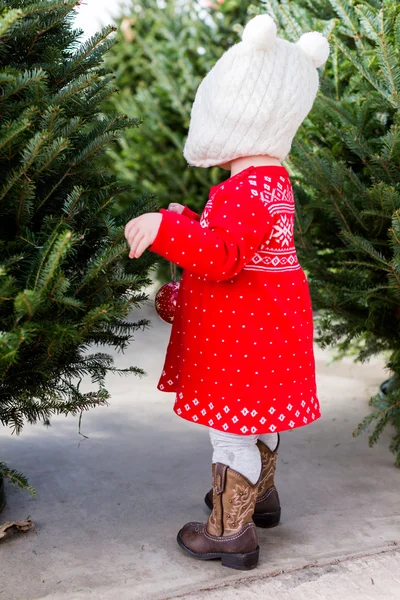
[155,281,180,324]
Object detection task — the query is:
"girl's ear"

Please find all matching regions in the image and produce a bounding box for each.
[242,15,277,51]
[296,32,330,67]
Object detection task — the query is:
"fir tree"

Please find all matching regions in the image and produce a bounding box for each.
[0,0,156,492]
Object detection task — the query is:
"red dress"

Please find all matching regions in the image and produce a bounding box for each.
[150,166,320,435]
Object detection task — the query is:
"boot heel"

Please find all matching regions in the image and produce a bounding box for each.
[253,507,281,528]
[221,546,259,571]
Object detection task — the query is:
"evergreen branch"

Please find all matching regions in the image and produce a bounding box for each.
[353,390,400,454]
[72,132,119,167]
[58,116,82,140]
[76,243,128,293]
[52,73,102,105]
[0,8,21,37]
[62,186,85,221]
[22,131,49,171]
[265,0,304,41]
[0,109,34,153]
[1,68,47,102]
[84,85,118,112]
[0,164,25,203]
[34,231,73,294]
[35,137,70,176]
[356,4,400,104]
[29,224,62,289]
[329,0,366,50]
[35,166,73,211]
[16,180,35,230]
[14,289,42,321]
[340,232,391,266]
[55,26,116,87]
[135,32,190,120]
[318,95,357,128]
[2,390,109,435]
[334,38,398,108]
[50,294,83,309]
[16,1,77,21]
[0,461,35,497]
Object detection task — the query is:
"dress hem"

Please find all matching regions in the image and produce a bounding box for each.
[172,403,321,435]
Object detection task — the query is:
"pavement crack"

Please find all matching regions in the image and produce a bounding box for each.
[159,544,400,600]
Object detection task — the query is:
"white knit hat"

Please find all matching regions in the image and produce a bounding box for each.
[183,15,330,168]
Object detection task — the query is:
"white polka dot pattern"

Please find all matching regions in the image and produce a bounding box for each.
[151,166,320,435]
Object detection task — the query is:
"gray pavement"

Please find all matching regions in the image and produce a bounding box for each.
[1,300,400,600]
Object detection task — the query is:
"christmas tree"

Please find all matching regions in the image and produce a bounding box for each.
[266,0,400,463]
[0,0,156,492]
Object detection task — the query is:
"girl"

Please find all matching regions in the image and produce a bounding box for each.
[125,15,329,571]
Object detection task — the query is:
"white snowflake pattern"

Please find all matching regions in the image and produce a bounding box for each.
[272,215,294,247]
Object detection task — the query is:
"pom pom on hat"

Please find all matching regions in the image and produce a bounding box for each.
[296,31,330,68]
[242,15,277,51]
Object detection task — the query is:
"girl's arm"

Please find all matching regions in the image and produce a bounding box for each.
[149,183,273,281]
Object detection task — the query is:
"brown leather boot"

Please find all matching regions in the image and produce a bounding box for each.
[204,435,281,528]
[177,463,260,570]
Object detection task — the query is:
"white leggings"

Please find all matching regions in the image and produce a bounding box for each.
[209,430,278,485]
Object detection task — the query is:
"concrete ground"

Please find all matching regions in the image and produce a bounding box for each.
[1,301,399,600]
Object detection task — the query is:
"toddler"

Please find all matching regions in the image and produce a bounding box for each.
[125,15,329,571]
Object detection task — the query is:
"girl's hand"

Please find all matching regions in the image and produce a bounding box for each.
[168,203,185,214]
[124,213,162,259]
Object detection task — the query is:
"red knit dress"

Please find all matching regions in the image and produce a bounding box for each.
[150,166,320,435]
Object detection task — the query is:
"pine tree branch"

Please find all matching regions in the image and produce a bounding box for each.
[0,461,35,497]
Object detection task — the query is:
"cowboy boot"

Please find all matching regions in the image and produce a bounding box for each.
[204,435,281,528]
[177,463,260,570]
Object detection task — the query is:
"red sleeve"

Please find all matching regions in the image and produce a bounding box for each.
[149,178,273,282]
[182,206,200,222]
